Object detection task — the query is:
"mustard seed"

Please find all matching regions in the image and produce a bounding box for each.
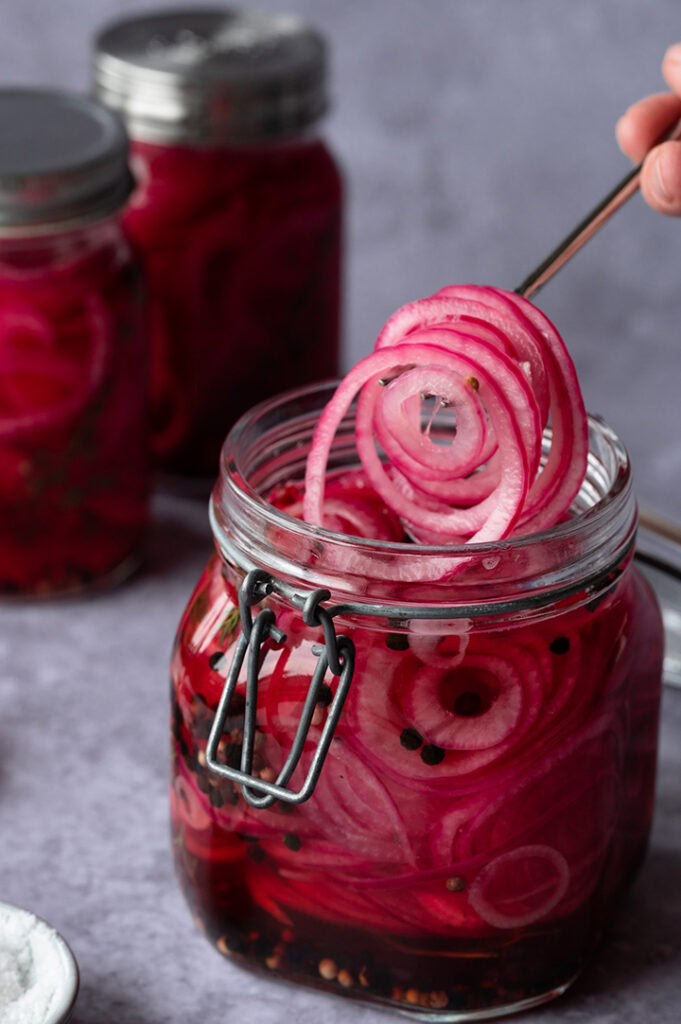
[319,958,338,980]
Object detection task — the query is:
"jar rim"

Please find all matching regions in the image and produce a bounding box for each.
[212,379,636,615]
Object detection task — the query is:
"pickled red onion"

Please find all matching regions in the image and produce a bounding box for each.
[270,470,405,542]
[0,295,111,439]
[468,845,570,929]
[304,341,533,546]
[303,285,588,557]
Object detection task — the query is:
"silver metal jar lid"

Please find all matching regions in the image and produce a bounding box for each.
[0,89,133,234]
[93,7,328,145]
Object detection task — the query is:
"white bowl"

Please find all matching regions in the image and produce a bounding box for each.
[0,900,79,1024]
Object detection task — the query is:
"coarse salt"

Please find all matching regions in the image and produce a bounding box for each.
[0,905,64,1024]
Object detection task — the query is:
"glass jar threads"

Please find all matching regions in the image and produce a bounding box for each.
[170,382,663,1019]
[0,89,149,597]
[94,8,343,481]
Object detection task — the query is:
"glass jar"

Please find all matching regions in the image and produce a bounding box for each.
[94,8,342,481]
[0,89,148,597]
[170,382,664,1019]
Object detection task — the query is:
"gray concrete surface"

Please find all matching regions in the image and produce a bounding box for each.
[0,493,680,1024]
[1,4,681,1023]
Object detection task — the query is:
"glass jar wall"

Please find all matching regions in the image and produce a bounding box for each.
[170,383,663,1019]
[0,90,149,596]
[94,9,342,480]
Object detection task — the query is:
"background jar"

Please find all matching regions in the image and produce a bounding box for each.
[0,89,149,597]
[170,382,664,1020]
[94,8,343,482]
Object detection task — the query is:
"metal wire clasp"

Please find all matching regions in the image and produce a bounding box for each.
[205,569,355,808]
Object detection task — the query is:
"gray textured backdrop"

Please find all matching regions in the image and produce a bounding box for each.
[2,8,681,1023]
[2,0,680,515]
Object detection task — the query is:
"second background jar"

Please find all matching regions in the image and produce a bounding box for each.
[94,7,343,482]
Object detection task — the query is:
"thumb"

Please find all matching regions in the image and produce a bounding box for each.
[640,140,681,215]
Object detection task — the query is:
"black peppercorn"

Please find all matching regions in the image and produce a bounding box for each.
[228,692,246,717]
[225,742,243,769]
[254,935,273,958]
[421,744,445,765]
[282,833,302,851]
[400,728,422,750]
[317,683,333,707]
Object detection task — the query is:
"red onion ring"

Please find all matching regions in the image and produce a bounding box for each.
[303,285,588,557]
[304,341,534,547]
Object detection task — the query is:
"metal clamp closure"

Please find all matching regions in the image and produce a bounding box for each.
[205,569,355,808]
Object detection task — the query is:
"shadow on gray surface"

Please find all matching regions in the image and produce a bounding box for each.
[71,966,167,1024]
[144,496,213,582]
[560,844,681,1009]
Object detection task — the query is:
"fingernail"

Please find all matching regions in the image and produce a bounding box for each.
[664,42,681,64]
[615,115,634,156]
[652,152,673,204]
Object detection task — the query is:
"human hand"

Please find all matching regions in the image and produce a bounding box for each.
[616,44,681,215]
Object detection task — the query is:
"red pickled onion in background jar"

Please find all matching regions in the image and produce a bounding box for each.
[94,8,342,482]
[0,89,149,596]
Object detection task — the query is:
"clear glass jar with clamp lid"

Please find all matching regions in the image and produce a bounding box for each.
[170,381,663,1019]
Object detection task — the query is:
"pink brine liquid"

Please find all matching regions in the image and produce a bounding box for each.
[170,548,663,1016]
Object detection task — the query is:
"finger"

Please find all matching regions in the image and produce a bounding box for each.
[616,93,681,162]
[640,140,681,215]
[662,43,681,95]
